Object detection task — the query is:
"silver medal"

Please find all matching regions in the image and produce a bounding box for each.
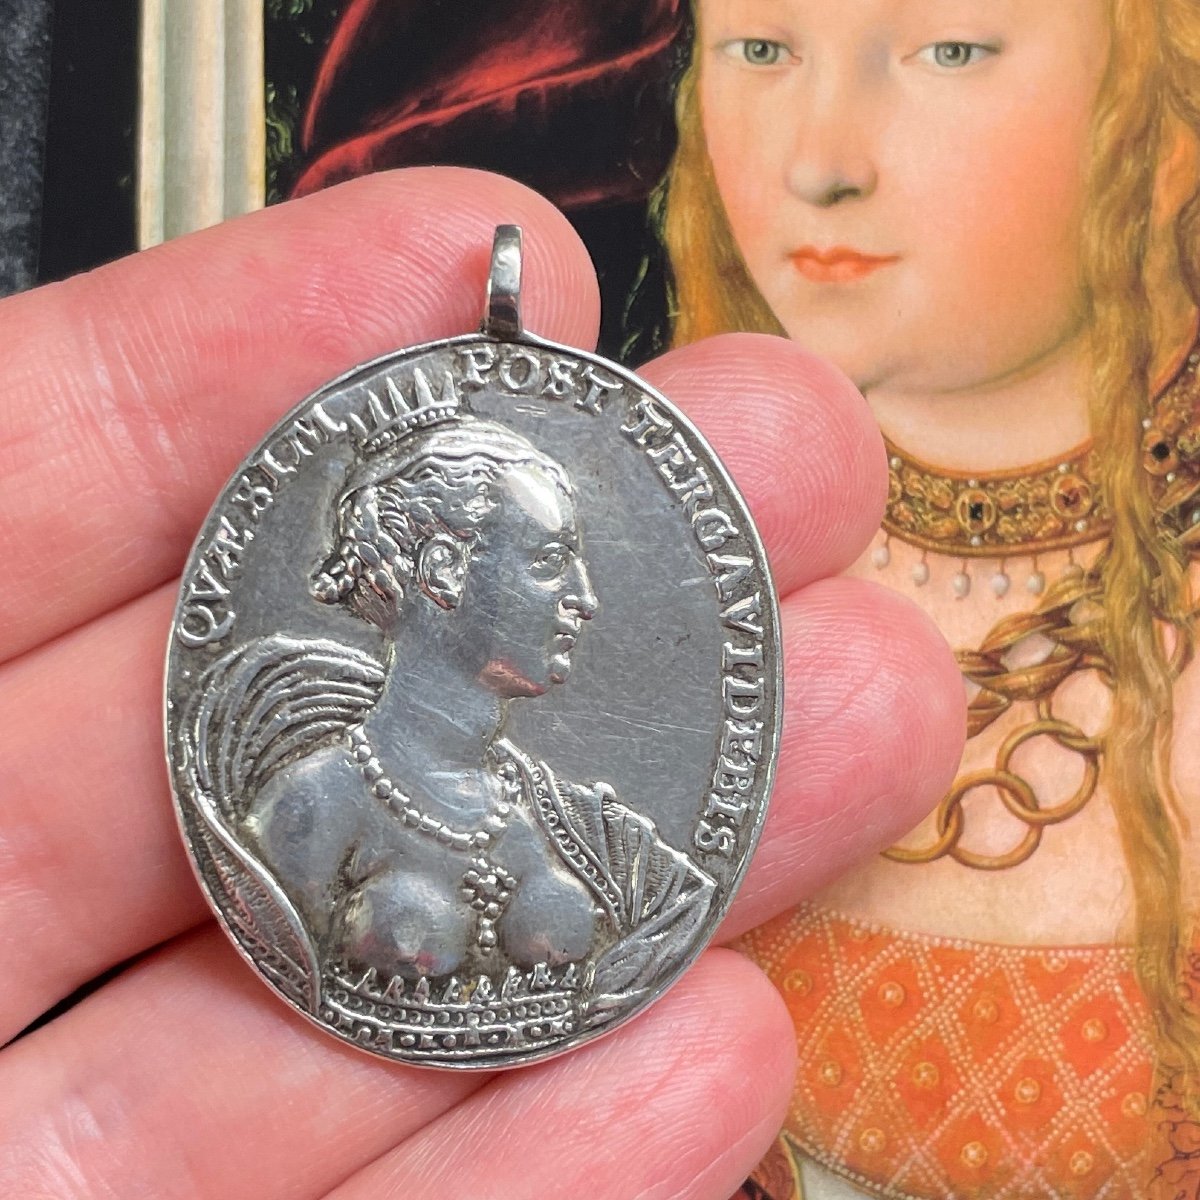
[165,227,782,1068]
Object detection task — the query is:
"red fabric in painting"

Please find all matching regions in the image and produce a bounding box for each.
[293,0,685,207]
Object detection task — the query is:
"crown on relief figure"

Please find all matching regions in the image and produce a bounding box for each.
[360,368,463,456]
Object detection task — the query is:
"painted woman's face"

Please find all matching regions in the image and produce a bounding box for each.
[696,0,1111,397]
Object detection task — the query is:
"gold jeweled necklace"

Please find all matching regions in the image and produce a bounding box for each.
[876,342,1200,869]
[874,344,1200,600]
[876,438,1107,598]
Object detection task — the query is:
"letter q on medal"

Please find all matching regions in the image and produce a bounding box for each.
[165,228,781,1069]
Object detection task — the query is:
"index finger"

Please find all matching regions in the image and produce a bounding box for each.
[0,167,601,665]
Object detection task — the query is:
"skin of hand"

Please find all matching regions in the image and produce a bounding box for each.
[0,167,964,1200]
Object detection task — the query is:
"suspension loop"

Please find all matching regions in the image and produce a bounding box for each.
[482,224,524,340]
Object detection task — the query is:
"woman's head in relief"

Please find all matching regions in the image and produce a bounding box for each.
[313,416,598,699]
[666,0,1198,397]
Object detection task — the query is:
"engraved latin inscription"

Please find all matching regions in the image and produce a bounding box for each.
[177,517,254,648]
[457,344,624,414]
[178,402,347,648]
[620,396,770,860]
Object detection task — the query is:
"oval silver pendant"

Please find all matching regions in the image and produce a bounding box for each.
[165,228,781,1068]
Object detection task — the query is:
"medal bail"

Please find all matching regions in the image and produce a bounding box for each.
[483,224,524,340]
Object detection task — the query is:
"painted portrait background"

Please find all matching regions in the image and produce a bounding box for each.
[265,3,1200,1198]
[266,0,684,361]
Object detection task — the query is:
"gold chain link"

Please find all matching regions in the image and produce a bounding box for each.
[885,572,1107,870]
[881,350,1200,870]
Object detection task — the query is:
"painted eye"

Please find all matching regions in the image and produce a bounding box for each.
[919,41,997,69]
[722,38,790,67]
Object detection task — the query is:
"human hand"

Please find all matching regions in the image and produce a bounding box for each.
[0,168,964,1198]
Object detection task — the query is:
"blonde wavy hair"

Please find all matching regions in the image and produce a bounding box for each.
[658,0,1200,1111]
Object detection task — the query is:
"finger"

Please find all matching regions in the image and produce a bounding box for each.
[327,949,794,1200]
[0,927,487,1200]
[0,166,600,665]
[719,577,967,943]
[0,584,202,1045]
[639,332,887,597]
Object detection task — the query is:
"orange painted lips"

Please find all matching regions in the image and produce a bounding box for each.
[790,246,900,283]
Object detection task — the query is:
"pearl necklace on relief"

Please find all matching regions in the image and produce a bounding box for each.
[871,437,1109,600]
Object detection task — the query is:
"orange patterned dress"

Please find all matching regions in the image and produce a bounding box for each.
[737,904,1168,1199]
[730,343,1200,1200]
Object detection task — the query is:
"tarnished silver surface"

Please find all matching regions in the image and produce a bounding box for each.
[165,228,781,1068]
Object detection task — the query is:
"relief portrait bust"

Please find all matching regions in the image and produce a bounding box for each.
[175,380,716,1055]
